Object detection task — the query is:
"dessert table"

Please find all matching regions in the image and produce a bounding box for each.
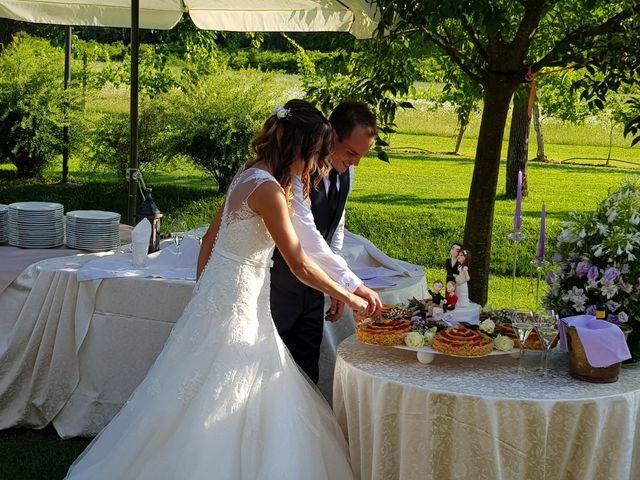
[333,336,640,480]
[0,233,427,438]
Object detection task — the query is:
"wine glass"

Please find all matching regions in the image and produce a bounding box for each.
[512,322,534,373]
[170,219,187,254]
[535,324,559,376]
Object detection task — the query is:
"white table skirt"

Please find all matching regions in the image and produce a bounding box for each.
[333,336,640,480]
[0,236,426,438]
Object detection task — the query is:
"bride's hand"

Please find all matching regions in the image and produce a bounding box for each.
[348,294,369,317]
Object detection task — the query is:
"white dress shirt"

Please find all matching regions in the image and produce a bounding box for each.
[320,166,354,252]
[291,169,362,293]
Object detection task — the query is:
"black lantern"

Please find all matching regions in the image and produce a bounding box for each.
[135,188,163,253]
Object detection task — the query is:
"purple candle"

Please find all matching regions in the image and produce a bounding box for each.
[536,202,546,259]
[513,171,523,232]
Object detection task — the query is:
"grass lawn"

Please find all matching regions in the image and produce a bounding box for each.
[0,86,639,479]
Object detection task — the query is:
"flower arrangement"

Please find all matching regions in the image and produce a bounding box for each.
[543,177,640,357]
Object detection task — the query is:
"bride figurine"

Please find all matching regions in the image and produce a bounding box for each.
[454,249,471,307]
[65,100,373,480]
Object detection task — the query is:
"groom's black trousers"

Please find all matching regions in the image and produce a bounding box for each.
[270,254,325,384]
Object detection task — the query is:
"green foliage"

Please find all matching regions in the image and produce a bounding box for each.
[624,97,640,146]
[0,34,67,178]
[161,71,283,191]
[82,96,175,179]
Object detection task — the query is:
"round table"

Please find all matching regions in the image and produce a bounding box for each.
[333,336,640,480]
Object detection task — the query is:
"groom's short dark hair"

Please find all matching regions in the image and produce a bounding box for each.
[329,101,377,141]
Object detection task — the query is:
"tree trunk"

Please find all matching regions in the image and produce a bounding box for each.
[463,78,519,306]
[454,118,468,155]
[506,89,531,198]
[0,19,17,51]
[533,105,546,161]
[606,120,614,166]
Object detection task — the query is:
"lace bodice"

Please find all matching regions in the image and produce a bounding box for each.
[214,168,280,267]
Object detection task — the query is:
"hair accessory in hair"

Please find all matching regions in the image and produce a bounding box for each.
[273,105,291,119]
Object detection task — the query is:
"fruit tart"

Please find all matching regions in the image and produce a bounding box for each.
[431,325,494,357]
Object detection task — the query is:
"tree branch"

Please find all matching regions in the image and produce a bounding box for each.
[460,15,489,60]
[533,8,633,70]
[421,26,484,84]
[509,0,547,62]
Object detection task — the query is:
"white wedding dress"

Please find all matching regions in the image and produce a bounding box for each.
[66,168,353,480]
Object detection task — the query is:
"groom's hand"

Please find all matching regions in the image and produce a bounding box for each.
[354,284,382,317]
[325,297,345,322]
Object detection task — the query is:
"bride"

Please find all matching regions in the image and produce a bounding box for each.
[65,100,373,480]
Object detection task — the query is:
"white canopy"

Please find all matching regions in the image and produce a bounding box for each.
[0,0,377,38]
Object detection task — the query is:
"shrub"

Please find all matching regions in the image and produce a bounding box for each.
[82,95,175,180]
[163,70,283,191]
[0,34,66,178]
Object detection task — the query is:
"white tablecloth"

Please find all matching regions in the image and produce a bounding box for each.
[333,336,640,480]
[0,234,426,438]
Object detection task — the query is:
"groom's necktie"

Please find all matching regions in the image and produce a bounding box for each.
[327,169,339,212]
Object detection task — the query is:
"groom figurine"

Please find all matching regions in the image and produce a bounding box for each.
[270,101,380,383]
[446,242,463,283]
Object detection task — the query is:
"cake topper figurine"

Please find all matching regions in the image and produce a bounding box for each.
[454,249,471,307]
[445,242,463,282]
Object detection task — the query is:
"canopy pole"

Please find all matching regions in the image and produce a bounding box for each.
[62,25,72,184]
[127,0,140,225]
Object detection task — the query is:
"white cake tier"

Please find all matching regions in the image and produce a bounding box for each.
[449,302,481,324]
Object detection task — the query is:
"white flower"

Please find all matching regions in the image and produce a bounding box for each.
[607,208,617,222]
[619,312,629,323]
[479,319,495,334]
[423,327,438,346]
[404,331,425,348]
[493,334,515,352]
[593,245,604,257]
[272,105,291,119]
[600,281,618,299]
[631,213,640,225]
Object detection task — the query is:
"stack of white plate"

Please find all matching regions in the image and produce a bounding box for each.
[0,204,7,243]
[66,210,121,251]
[8,201,65,248]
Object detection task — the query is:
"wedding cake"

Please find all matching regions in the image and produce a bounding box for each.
[449,281,481,324]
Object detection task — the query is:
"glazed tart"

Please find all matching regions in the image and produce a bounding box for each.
[432,325,494,357]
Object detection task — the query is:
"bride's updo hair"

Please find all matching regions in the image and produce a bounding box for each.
[249,99,333,201]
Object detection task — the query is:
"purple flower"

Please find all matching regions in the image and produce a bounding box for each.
[576,261,591,277]
[586,305,597,316]
[607,314,619,323]
[545,272,556,284]
[562,263,572,274]
[553,253,563,263]
[604,267,620,281]
[587,266,599,282]
[606,301,620,312]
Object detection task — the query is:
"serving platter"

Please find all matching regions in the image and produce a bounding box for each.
[394,345,519,364]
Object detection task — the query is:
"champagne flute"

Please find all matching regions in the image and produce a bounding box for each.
[535,324,559,376]
[170,219,187,254]
[512,322,534,373]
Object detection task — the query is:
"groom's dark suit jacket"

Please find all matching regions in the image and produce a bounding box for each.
[270,170,350,294]
[270,169,350,382]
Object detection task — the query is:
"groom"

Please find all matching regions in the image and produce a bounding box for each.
[270,101,381,383]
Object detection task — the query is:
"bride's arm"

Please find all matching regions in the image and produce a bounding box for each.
[250,182,369,315]
[196,200,225,280]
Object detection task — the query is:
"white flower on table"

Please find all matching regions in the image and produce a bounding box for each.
[404,331,425,348]
[423,327,438,346]
[493,334,514,352]
[479,319,495,334]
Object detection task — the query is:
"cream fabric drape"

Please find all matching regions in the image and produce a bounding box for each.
[334,337,640,480]
[0,0,377,38]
